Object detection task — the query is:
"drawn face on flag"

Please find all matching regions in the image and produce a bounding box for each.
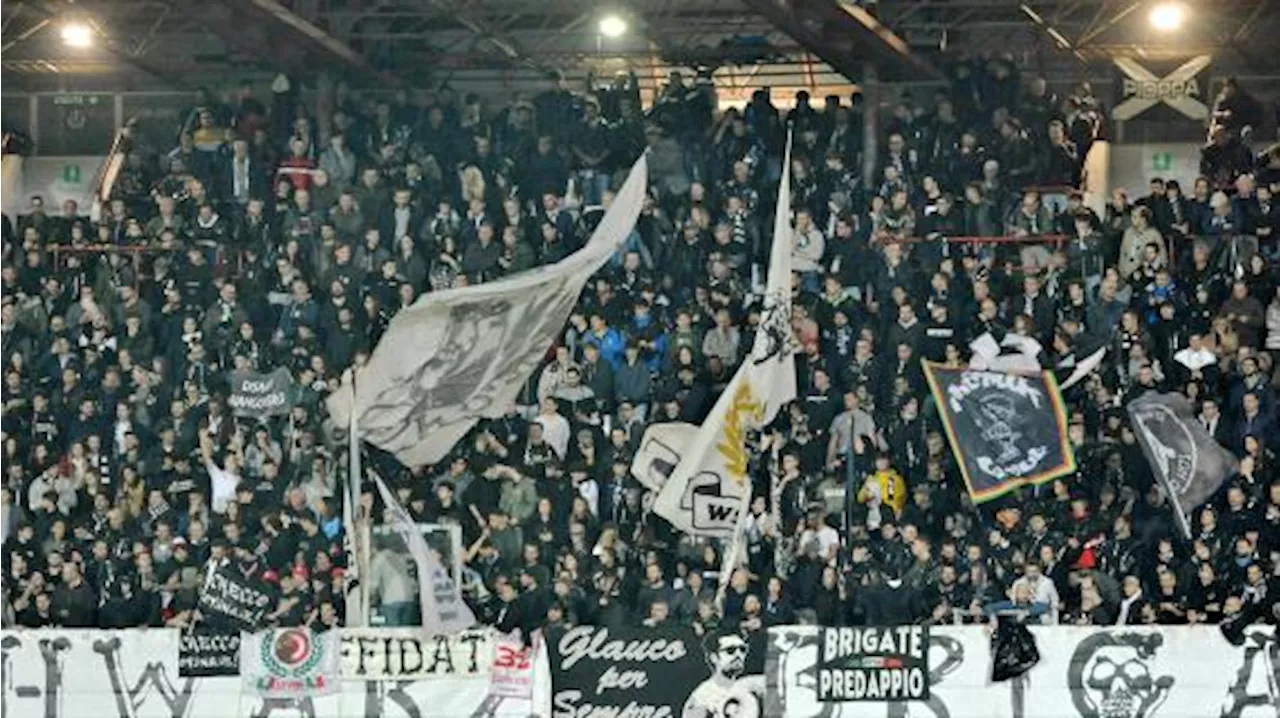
[753,288,793,365]
[1129,403,1197,495]
[706,633,749,679]
[358,277,580,454]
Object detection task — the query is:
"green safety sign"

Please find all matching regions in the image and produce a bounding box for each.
[62,164,81,183]
[1152,152,1173,171]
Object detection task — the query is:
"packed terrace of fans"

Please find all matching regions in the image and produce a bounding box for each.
[1,63,1278,634]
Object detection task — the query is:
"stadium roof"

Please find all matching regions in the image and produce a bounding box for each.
[3,0,1279,92]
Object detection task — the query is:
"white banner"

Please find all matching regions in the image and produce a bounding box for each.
[2,627,1276,718]
[765,625,1279,718]
[489,634,536,700]
[327,155,647,468]
[341,629,492,679]
[240,628,342,697]
[0,629,543,718]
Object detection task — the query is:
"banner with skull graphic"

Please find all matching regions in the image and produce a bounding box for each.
[923,362,1076,503]
[765,625,1279,718]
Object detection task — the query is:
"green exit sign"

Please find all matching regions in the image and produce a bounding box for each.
[62,164,81,183]
[1152,152,1173,171]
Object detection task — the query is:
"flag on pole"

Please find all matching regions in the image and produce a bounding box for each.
[369,469,477,634]
[923,362,1076,503]
[1127,392,1238,538]
[327,155,647,467]
[653,132,797,543]
[1057,333,1108,391]
[343,378,365,628]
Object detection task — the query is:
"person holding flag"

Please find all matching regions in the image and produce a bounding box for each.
[650,130,799,599]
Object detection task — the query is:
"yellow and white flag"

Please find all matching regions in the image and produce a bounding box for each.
[651,136,797,537]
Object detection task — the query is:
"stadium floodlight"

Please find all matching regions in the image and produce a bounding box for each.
[1149,3,1186,32]
[598,15,628,38]
[61,21,94,48]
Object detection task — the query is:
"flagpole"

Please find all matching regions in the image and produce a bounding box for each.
[842,428,858,578]
[717,126,795,611]
[715,481,753,612]
[345,374,367,627]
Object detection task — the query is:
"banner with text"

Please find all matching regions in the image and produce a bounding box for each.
[196,565,272,631]
[923,362,1075,503]
[228,368,294,417]
[490,634,537,699]
[179,630,241,677]
[814,627,929,701]
[546,626,765,718]
[0,629,540,718]
[765,625,1278,717]
[340,629,492,680]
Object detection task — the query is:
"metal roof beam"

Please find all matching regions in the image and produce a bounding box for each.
[239,0,403,85]
[740,0,945,81]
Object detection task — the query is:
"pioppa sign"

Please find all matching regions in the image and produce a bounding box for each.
[1112,55,1212,121]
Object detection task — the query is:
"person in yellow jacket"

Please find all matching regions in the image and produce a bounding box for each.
[857,451,907,529]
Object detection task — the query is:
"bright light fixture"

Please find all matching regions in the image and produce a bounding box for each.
[1149,3,1185,32]
[598,15,627,38]
[60,21,94,48]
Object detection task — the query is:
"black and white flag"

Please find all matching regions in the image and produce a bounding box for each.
[327,156,647,467]
[923,362,1076,503]
[1128,392,1238,538]
[196,565,272,631]
[228,367,294,417]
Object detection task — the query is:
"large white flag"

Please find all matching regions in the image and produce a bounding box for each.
[327,156,647,467]
[651,139,796,537]
[370,469,477,634]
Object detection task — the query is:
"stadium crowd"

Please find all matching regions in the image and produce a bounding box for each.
[1,60,1278,637]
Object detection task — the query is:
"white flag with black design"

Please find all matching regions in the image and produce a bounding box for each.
[370,470,476,634]
[629,422,696,492]
[327,155,647,467]
[1128,392,1238,539]
[651,135,796,538]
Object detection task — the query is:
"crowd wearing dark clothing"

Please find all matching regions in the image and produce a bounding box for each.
[2,62,1278,637]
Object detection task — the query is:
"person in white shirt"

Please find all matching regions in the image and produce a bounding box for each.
[797,509,840,565]
[1173,333,1216,372]
[199,427,242,514]
[791,208,825,293]
[1010,562,1061,624]
[534,397,571,458]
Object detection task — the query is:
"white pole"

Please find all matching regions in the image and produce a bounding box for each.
[344,375,367,627]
